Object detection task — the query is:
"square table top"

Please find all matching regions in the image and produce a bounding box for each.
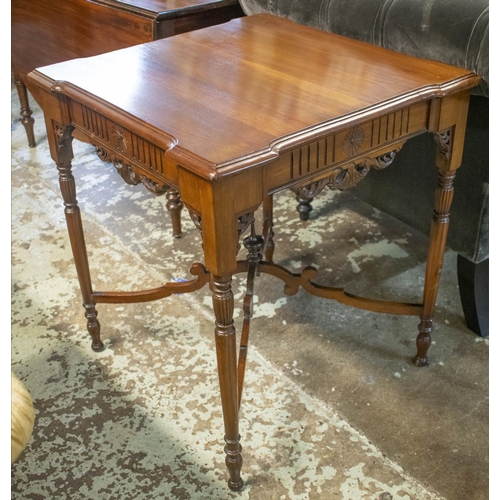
[28,14,481,179]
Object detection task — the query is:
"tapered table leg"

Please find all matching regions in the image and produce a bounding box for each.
[14,77,36,148]
[414,171,455,366]
[211,275,243,491]
[54,125,104,352]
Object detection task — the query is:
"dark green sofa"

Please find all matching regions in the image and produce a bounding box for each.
[238,0,489,336]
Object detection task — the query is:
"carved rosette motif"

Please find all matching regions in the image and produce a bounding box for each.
[111,125,128,154]
[291,148,401,201]
[343,126,365,157]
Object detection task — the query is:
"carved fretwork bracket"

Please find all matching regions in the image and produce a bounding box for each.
[188,209,203,237]
[291,147,401,201]
[91,143,169,195]
[53,122,75,162]
[186,209,254,240]
[433,127,455,170]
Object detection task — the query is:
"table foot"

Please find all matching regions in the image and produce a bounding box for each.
[84,304,104,351]
[225,437,244,491]
[296,196,312,221]
[414,318,432,367]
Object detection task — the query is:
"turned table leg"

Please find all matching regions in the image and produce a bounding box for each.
[415,170,455,366]
[212,275,243,491]
[14,77,36,148]
[166,188,183,238]
[54,124,104,352]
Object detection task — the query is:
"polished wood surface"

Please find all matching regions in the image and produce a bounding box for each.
[27,14,481,490]
[30,14,478,174]
[12,0,244,145]
[12,0,243,83]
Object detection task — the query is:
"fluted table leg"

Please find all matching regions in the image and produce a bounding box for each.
[54,124,103,352]
[211,275,243,491]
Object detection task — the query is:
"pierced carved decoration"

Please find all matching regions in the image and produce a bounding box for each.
[92,144,169,195]
[290,148,401,201]
[433,128,454,166]
[237,213,253,238]
[327,162,370,190]
[139,175,168,195]
[188,210,203,237]
[293,179,329,201]
[186,210,254,257]
[343,126,365,157]
[112,158,141,186]
[371,150,397,169]
[54,123,74,159]
[94,145,112,163]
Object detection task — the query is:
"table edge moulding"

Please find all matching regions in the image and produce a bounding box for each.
[26,14,482,491]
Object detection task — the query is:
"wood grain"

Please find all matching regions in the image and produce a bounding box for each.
[29,14,481,178]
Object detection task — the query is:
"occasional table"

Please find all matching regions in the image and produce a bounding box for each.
[27,14,481,491]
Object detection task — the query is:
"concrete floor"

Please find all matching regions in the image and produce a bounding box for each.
[11,85,488,499]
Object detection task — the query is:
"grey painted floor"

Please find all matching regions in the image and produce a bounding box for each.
[11,83,488,499]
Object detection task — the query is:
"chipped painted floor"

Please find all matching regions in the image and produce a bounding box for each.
[11,83,488,499]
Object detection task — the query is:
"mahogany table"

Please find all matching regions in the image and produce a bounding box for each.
[12,0,244,147]
[27,14,481,491]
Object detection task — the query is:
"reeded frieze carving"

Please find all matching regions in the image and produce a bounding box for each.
[288,108,411,182]
[78,104,167,177]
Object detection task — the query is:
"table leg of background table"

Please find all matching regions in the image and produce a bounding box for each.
[212,275,243,491]
[54,125,104,352]
[13,70,36,148]
[415,171,456,367]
